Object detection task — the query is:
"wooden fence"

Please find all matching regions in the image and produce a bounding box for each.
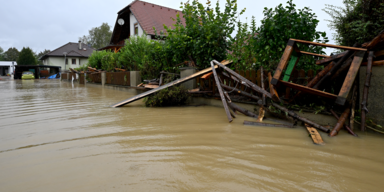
[88,73,101,83]
[106,72,130,86]
[61,73,67,80]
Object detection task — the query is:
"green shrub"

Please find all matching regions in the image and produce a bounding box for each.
[324,0,384,46]
[88,50,110,69]
[144,86,190,107]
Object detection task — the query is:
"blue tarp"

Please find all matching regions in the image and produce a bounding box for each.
[47,73,59,79]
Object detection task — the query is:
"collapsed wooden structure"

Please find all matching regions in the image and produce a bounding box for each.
[110,30,384,145]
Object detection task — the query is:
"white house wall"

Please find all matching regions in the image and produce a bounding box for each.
[130,13,151,39]
[43,57,89,71]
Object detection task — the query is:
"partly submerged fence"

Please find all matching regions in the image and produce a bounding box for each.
[106,72,130,86]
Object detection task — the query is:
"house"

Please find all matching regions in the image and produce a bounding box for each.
[0,61,17,76]
[39,41,95,71]
[102,0,186,51]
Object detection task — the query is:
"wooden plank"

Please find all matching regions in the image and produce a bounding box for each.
[268,72,280,102]
[244,121,294,128]
[335,51,365,106]
[213,60,272,98]
[278,80,337,100]
[366,29,384,49]
[374,50,384,57]
[300,51,330,58]
[361,51,374,131]
[144,84,159,89]
[211,62,233,122]
[283,52,299,81]
[200,72,213,79]
[316,51,347,65]
[291,38,367,51]
[305,124,324,145]
[111,60,232,107]
[361,60,384,66]
[272,40,295,85]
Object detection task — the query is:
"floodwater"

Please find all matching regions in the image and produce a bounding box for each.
[1,79,384,192]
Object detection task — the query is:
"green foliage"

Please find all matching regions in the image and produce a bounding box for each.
[0,46,4,61]
[101,51,120,72]
[88,50,110,69]
[80,22,112,49]
[17,47,37,65]
[74,65,88,72]
[161,0,245,69]
[227,16,258,70]
[253,0,328,70]
[119,35,178,80]
[323,0,384,46]
[144,86,190,107]
[3,47,19,61]
[36,49,51,65]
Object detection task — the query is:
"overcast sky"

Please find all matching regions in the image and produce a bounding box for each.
[0,0,344,55]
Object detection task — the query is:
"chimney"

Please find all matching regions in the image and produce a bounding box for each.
[78,40,82,50]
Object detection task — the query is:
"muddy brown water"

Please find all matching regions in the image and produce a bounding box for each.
[1,79,384,191]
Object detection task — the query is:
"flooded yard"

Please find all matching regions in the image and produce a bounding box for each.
[1,79,384,191]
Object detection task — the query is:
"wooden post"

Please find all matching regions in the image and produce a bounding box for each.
[260,66,266,106]
[271,40,296,85]
[330,109,358,137]
[335,51,366,106]
[211,62,233,123]
[268,72,280,102]
[271,103,330,133]
[361,51,374,131]
[329,108,350,137]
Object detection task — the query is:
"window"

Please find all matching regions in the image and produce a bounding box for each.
[134,23,138,35]
[65,59,68,65]
[72,59,76,65]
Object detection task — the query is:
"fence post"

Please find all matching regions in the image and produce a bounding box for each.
[130,71,141,87]
[180,67,197,90]
[101,71,106,86]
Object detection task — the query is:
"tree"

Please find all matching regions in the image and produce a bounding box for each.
[161,0,245,69]
[80,23,112,49]
[0,46,4,61]
[36,49,51,64]
[323,0,384,46]
[17,47,37,65]
[253,0,329,70]
[3,47,19,61]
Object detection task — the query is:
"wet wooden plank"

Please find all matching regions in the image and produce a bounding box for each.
[291,38,367,51]
[272,40,295,85]
[300,51,330,58]
[268,72,280,102]
[200,72,213,79]
[244,121,294,128]
[111,60,232,107]
[211,62,233,123]
[361,60,384,66]
[335,51,365,106]
[365,29,384,49]
[283,52,299,81]
[315,51,347,65]
[278,80,337,100]
[305,124,324,145]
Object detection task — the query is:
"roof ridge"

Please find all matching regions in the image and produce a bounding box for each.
[67,50,85,57]
[119,0,182,14]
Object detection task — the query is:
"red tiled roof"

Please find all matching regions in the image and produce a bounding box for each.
[128,0,185,35]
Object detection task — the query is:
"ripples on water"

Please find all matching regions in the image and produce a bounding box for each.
[0,79,384,191]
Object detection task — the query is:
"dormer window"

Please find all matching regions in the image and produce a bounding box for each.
[134,23,139,35]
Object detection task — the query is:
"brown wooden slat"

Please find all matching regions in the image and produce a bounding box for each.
[336,51,365,106]
[315,51,347,65]
[111,60,232,107]
[291,39,367,51]
[200,72,213,79]
[361,60,384,66]
[278,80,337,100]
[300,51,330,58]
[272,40,295,85]
[305,124,324,145]
[211,62,233,122]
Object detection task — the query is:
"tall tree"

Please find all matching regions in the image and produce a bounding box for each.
[36,49,51,64]
[0,46,4,61]
[79,23,112,49]
[4,47,19,61]
[17,47,37,65]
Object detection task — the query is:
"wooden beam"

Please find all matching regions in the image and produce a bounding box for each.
[361,60,384,66]
[211,62,233,123]
[335,51,365,106]
[283,51,300,81]
[111,60,232,107]
[305,124,324,145]
[272,40,295,85]
[291,39,367,51]
[244,121,294,128]
[200,72,213,79]
[268,72,280,102]
[316,51,347,65]
[278,80,337,100]
[361,51,374,131]
[366,29,384,49]
[300,51,330,58]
